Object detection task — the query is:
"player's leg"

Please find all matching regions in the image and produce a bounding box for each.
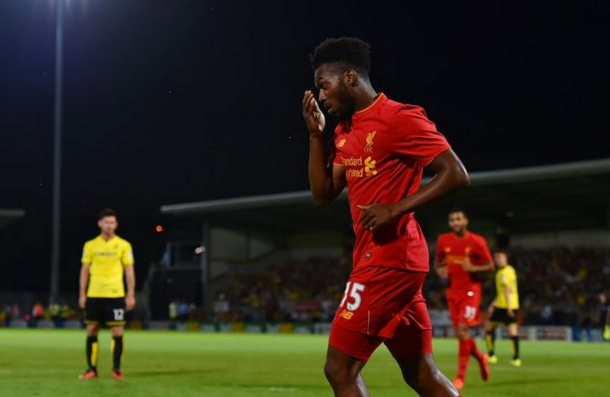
[447,298,468,389]
[110,325,125,378]
[326,322,385,397]
[79,297,102,379]
[454,322,489,386]
[385,302,460,397]
[453,322,470,389]
[484,313,497,363]
[394,355,460,397]
[83,323,100,375]
[324,345,370,397]
[508,322,521,366]
[460,296,489,384]
[105,298,127,379]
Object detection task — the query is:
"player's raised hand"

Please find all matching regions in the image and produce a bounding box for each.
[357,203,399,233]
[302,90,325,136]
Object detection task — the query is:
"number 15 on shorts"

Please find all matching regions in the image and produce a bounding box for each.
[340,282,365,312]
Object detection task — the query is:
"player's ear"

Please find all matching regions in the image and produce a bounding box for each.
[344,69,358,87]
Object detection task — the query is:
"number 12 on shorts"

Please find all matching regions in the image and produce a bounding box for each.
[340,282,365,311]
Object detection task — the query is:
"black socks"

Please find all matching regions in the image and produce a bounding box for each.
[112,336,123,371]
[86,336,99,371]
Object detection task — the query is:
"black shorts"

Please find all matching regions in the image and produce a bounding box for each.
[85,297,126,326]
[490,308,519,325]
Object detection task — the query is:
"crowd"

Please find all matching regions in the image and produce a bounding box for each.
[507,246,610,326]
[217,255,351,323]
[217,246,610,327]
[0,301,78,327]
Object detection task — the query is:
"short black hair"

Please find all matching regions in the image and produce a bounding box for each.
[310,37,372,75]
[99,208,118,220]
[448,207,467,217]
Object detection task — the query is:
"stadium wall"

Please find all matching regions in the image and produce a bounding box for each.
[509,229,610,248]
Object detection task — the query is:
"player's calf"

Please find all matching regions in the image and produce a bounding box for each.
[396,355,460,397]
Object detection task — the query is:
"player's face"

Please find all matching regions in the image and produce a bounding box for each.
[448,212,468,234]
[98,216,118,235]
[494,252,508,268]
[314,64,355,121]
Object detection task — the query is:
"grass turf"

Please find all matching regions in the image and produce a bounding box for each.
[0,329,608,396]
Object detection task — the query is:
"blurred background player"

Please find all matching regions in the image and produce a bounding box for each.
[434,208,494,390]
[485,250,521,366]
[597,292,610,341]
[304,37,469,397]
[78,209,135,380]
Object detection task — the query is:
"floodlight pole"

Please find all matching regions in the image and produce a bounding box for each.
[50,0,64,303]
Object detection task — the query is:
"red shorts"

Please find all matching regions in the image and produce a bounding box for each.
[328,266,433,362]
[447,287,481,328]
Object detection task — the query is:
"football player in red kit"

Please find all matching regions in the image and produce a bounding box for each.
[304,37,469,397]
[435,209,494,390]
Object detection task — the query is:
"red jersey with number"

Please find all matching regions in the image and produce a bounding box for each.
[333,94,451,273]
[435,231,493,298]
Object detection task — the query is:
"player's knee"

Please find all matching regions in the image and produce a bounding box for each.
[456,324,470,339]
[111,327,124,338]
[323,360,340,385]
[324,359,354,387]
[86,325,99,336]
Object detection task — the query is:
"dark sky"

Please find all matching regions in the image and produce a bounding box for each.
[1,0,608,293]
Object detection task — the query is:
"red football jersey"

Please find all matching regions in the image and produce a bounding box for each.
[333,94,451,272]
[435,231,493,296]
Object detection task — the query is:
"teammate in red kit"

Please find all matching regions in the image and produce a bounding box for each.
[434,209,494,390]
[303,37,469,397]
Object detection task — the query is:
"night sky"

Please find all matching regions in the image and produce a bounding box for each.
[1,0,608,294]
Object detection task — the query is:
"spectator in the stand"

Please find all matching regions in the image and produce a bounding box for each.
[541,304,554,325]
[168,300,178,330]
[178,301,190,324]
[597,292,610,341]
[31,301,44,327]
[59,303,70,327]
[213,293,230,322]
[49,303,61,327]
[0,306,7,327]
[11,303,20,322]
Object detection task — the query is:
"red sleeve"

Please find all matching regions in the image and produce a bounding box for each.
[434,235,445,262]
[391,105,451,166]
[472,236,493,265]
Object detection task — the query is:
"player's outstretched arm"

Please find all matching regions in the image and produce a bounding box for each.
[303,90,346,206]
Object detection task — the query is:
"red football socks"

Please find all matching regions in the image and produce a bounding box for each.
[456,338,471,380]
[468,337,484,361]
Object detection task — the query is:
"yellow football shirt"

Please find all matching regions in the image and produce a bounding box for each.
[495,264,519,309]
[82,235,134,298]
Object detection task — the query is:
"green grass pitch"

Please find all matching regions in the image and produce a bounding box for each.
[0,329,608,396]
